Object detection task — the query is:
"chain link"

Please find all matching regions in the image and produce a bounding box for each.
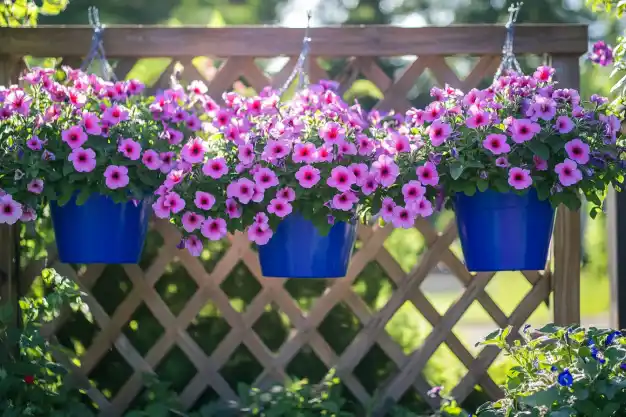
[80,7,117,82]
[493,2,523,83]
[278,11,313,96]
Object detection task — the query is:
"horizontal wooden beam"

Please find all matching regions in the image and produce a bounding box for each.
[0,25,588,58]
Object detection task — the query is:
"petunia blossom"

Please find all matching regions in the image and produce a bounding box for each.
[555,115,575,134]
[253,167,279,190]
[181,137,208,164]
[267,198,293,218]
[103,165,129,189]
[327,166,356,192]
[118,138,142,161]
[68,147,97,173]
[428,120,452,146]
[482,134,510,155]
[510,118,540,143]
[319,122,346,144]
[203,158,229,179]
[402,180,426,202]
[201,217,228,241]
[276,187,296,202]
[508,167,533,190]
[185,235,204,257]
[61,125,88,149]
[248,222,274,245]
[181,211,205,233]
[296,165,321,189]
[416,162,440,186]
[194,191,215,210]
[564,138,590,165]
[392,206,416,228]
[0,195,23,225]
[332,191,358,211]
[142,149,162,170]
[27,179,44,194]
[555,159,583,187]
[371,155,400,187]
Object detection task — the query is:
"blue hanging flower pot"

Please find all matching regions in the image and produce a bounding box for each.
[258,213,357,278]
[50,193,151,264]
[454,189,555,272]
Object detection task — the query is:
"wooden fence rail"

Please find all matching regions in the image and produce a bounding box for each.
[0,24,587,416]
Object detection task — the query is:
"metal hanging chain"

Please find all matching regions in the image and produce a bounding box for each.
[80,6,117,82]
[493,2,523,82]
[278,10,313,96]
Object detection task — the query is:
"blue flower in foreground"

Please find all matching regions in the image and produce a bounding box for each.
[606,331,621,346]
[550,365,558,372]
[620,363,626,371]
[591,346,606,364]
[557,369,573,387]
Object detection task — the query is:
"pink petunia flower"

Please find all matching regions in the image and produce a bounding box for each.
[6,89,31,116]
[533,65,555,82]
[402,180,426,203]
[408,197,434,217]
[181,137,208,164]
[203,158,229,179]
[253,167,279,190]
[254,212,269,224]
[102,104,129,125]
[327,166,357,192]
[68,147,97,173]
[103,165,129,189]
[262,140,291,161]
[380,197,396,222]
[361,174,379,195]
[428,120,452,146]
[349,163,369,186]
[564,138,590,164]
[181,211,205,233]
[465,109,490,129]
[164,191,186,214]
[357,134,376,155]
[510,118,540,143]
[508,167,533,190]
[248,222,274,245]
[226,178,256,204]
[164,169,185,189]
[26,135,43,151]
[185,235,204,257]
[482,134,511,155]
[142,149,162,170]
[319,122,346,144]
[371,155,400,187]
[555,115,575,134]
[392,206,416,228]
[0,195,23,225]
[276,187,296,202]
[267,198,293,218]
[201,217,227,240]
[238,143,255,165]
[61,125,88,149]
[225,198,242,219]
[495,156,510,168]
[20,205,37,222]
[251,185,265,203]
[315,145,334,163]
[416,162,440,186]
[292,143,317,164]
[555,158,583,186]
[27,179,44,194]
[533,155,548,171]
[194,191,216,210]
[332,191,358,211]
[118,138,142,161]
[527,96,556,121]
[81,112,102,135]
[296,165,321,189]
[387,133,411,154]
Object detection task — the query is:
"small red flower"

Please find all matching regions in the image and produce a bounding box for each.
[23,375,35,385]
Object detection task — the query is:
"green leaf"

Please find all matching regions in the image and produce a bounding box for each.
[536,181,551,201]
[449,162,465,180]
[605,346,626,363]
[493,177,509,193]
[477,179,489,192]
[40,0,70,16]
[75,188,92,206]
[62,163,74,177]
[527,141,551,160]
[519,386,560,407]
[462,182,476,196]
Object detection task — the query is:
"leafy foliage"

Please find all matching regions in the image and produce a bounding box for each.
[0,0,69,27]
[475,324,626,416]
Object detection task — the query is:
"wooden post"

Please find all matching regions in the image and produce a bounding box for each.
[0,56,23,325]
[551,54,582,326]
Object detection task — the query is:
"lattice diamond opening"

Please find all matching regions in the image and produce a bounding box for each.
[352,261,396,311]
[220,345,264,391]
[56,310,99,357]
[187,301,231,356]
[354,344,399,395]
[319,302,363,355]
[155,262,199,316]
[221,262,262,313]
[385,301,433,354]
[88,348,134,400]
[284,278,328,312]
[155,345,198,393]
[91,265,133,316]
[253,302,292,352]
[122,302,165,357]
[286,346,329,383]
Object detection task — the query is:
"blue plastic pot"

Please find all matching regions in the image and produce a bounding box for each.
[50,193,151,264]
[258,213,357,278]
[454,189,555,272]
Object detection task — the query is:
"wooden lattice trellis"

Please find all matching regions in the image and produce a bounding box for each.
[0,25,587,416]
